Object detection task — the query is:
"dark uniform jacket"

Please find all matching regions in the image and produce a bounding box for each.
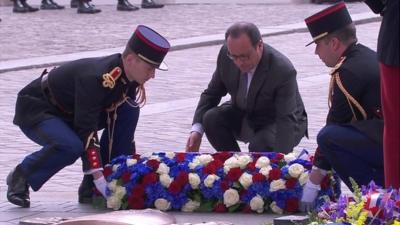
[365,0,399,66]
[13,53,138,144]
[193,43,308,153]
[314,43,382,169]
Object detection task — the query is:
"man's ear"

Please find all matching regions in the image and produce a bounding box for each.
[330,37,341,51]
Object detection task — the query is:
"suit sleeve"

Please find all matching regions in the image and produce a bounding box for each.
[192,47,228,124]
[274,69,299,153]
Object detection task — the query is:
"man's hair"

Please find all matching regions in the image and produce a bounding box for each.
[325,23,357,46]
[122,45,134,58]
[225,22,262,47]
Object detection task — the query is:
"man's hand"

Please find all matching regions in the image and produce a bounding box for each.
[185,132,202,152]
[93,172,107,198]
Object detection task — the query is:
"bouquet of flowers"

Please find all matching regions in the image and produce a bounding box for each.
[310,179,400,225]
[98,150,340,214]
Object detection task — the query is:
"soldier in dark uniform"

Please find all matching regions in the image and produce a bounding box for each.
[6,25,170,208]
[364,0,400,189]
[70,0,164,12]
[299,2,384,211]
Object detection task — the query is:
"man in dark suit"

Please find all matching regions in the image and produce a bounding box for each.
[186,22,308,153]
[6,25,170,208]
[364,0,399,189]
[300,2,384,211]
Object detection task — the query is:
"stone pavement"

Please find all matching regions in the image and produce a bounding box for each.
[0,1,381,224]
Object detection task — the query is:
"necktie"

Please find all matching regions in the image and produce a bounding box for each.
[236,72,248,110]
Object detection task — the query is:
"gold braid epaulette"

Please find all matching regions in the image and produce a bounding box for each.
[102,67,122,89]
[328,56,367,120]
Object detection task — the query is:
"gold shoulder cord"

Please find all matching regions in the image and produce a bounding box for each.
[328,56,367,121]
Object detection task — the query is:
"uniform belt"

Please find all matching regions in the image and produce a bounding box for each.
[41,73,72,115]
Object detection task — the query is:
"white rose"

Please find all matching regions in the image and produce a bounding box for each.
[107,179,118,192]
[255,156,270,168]
[259,166,272,178]
[204,174,219,188]
[223,188,240,207]
[250,195,264,213]
[165,152,176,159]
[198,154,213,165]
[270,179,286,192]
[239,172,253,189]
[160,174,172,188]
[126,158,137,167]
[181,199,201,212]
[224,156,239,171]
[107,195,122,210]
[112,164,120,172]
[188,173,201,189]
[284,153,296,163]
[270,201,283,214]
[114,186,127,199]
[237,155,252,169]
[154,198,171,211]
[299,172,309,185]
[156,163,170,175]
[149,154,160,161]
[288,163,304,178]
[189,158,201,170]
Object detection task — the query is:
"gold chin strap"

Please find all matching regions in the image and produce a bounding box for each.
[328,56,367,121]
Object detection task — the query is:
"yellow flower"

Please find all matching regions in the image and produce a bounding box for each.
[355,211,368,225]
[393,220,400,225]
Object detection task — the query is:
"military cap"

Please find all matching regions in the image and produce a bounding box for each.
[128,25,171,70]
[304,1,353,46]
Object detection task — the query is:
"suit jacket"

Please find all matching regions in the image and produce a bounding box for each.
[365,0,399,66]
[193,43,308,152]
[13,53,138,144]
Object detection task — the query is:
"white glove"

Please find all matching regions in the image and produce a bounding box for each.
[93,175,107,198]
[300,180,320,212]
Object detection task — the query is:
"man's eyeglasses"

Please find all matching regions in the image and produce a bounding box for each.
[226,52,252,61]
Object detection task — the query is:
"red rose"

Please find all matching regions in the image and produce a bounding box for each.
[168,180,182,195]
[286,178,298,189]
[131,184,145,197]
[203,163,217,174]
[285,198,299,213]
[175,172,189,185]
[128,196,145,209]
[103,166,113,178]
[252,173,266,182]
[121,171,131,183]
[226,167,242,182]
[268,168,281,181]
[320,175,330,189]
[142,172,158,185]
[396,200,400,208]
[212,159,223,169]
[239,189,248,197]
[175,153,186,162]
[214,203,227,212]
[213,152,232,162]
[146,159,160,171]
[247,161,256,171]
[242,204,252,213]
[220,180,230,191]
[133,154,141,160]
[275,153,284,160]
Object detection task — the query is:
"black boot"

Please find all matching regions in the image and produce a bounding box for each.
[20,0,39,12]
[70,0,78,8]
[117,0,139,11]
[141,0,164,9]
[49,0,65,9]
[78,175,94,204]
[41,0,58,9]
[77,0,101,13]
[6,165,30,208]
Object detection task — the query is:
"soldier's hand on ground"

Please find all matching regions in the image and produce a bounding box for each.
[93,174,107,198]
[185,132,202,152]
